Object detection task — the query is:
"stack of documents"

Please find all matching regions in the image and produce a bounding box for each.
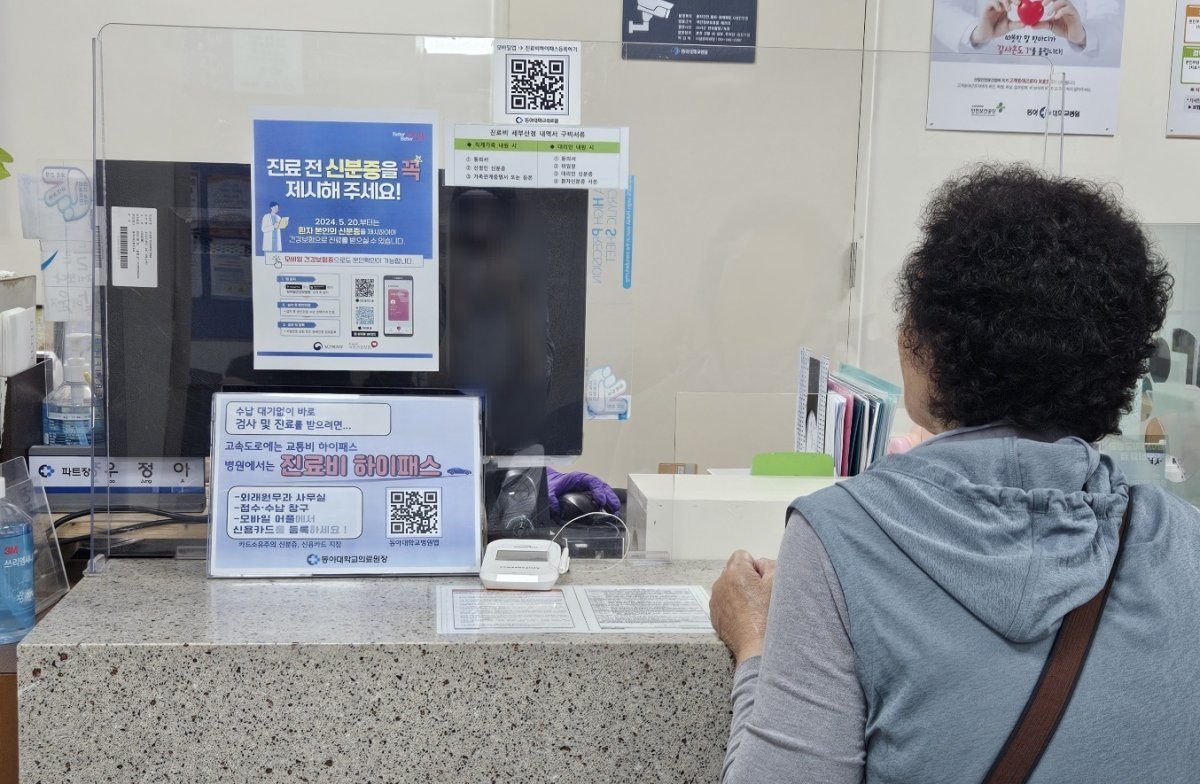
[797,351,900,478]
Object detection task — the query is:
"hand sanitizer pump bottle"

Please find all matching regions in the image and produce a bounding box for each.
[0,478,35,644]
[43,332,101,446]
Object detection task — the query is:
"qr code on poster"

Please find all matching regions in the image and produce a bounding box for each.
[354,277,375,300]
[388,488,442,537]
[506,55,569,114]
[354,306,374,326]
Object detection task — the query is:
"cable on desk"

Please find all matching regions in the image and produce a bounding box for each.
[54,518,206,546]
[52,505,207,530]
[550,511,630,564]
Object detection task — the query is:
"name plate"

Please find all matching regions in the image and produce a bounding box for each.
[208,392,482,578]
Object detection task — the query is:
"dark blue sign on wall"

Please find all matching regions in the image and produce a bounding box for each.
[621,0,757,63]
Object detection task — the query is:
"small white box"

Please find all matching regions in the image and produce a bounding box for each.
[0,306,36,377]
[626,473,841,560]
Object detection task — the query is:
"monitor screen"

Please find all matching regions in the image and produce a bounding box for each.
[97,161,588,459]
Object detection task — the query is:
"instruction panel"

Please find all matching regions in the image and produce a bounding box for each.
[447,125,629,190]
[436,585,712,634]
[208,392,482,578]
[251,108,438,371]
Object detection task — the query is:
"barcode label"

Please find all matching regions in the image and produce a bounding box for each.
[110,207,158,288]
[354,306,374,326]
[387,488,442,537]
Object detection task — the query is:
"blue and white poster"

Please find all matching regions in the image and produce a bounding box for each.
[251,108,439,371]
[208,393,483,578]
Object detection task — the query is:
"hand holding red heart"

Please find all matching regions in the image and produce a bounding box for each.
[971,0,1022,46]
[970,0,1086,48]
[1033,0,1087,46]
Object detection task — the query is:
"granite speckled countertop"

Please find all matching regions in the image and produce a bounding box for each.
[21,558,726,647]
[19,559,733,784]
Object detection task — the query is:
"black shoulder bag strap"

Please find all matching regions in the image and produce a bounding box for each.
[983,486,1135,784]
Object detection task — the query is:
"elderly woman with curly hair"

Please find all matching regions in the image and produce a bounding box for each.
[711,164,1198,783]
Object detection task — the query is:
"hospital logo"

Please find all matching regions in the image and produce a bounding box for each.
[970,102,1005,117]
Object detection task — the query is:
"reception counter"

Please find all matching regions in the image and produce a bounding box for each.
[18,559,732,783]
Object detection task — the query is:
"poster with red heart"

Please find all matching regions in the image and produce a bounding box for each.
[928,0,1126,136]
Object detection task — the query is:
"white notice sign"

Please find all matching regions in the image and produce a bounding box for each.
[448,125,629,190]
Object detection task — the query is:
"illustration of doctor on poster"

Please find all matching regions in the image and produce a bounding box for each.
[928,0,1126,135]
[260,201,286,252]
[251,107,439,372]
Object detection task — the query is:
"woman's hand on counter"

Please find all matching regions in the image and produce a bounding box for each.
[710,550,776,666]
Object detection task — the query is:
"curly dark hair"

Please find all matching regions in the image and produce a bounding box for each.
[897,164,1173,443]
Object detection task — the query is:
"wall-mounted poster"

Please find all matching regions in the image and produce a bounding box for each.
[621,0,757,63]
[928,0,1126,135]
[1168,1,1200,137]
[251,107,438,372]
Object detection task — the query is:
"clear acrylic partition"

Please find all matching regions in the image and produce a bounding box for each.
[1,458,69,612]
[1100,224,1200,506]
[92,26,895,567]
[657,51,1061,561]
[851,52,1061,415]
[1041,76,1200,505]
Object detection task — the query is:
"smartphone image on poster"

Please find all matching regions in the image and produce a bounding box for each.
[383,275,414,337]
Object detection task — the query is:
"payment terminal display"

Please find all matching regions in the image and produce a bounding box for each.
[384,275,414,337]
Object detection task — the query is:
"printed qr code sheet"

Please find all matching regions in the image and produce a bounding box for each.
[492,39,582,126]
[388,487,442,537]
[507,56,569,114]
[354,277,376,299]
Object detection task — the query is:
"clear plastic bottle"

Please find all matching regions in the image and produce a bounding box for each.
[0,478,35,644]
[43,333,102,446]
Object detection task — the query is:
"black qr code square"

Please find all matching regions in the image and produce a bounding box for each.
[354,306,374,326]
[388,488,441,537]
[506,55,568,114]
[354,277,375,299]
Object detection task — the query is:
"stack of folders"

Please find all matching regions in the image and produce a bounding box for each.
[797,351,901,478]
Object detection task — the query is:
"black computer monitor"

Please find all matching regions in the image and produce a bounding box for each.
[97,161,588,459]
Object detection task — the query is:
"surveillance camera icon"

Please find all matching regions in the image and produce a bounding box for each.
[629,0,673,33]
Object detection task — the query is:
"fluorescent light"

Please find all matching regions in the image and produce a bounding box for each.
[421,37,494,56]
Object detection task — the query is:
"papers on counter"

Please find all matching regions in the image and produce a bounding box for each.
[436,585,713,635]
